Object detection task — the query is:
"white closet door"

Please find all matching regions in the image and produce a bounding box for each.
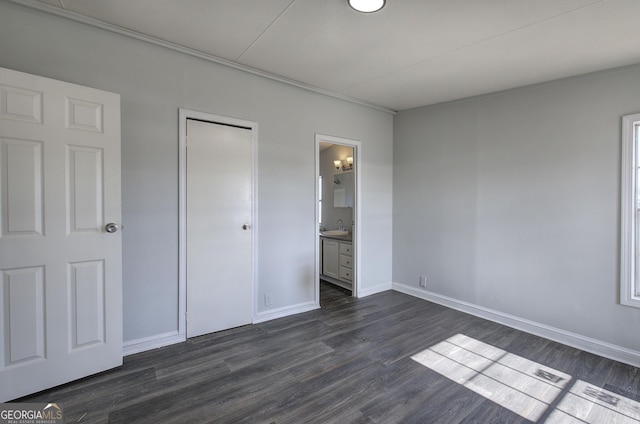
[186,118,252,338]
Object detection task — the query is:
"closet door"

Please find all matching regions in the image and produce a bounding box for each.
[186,117,253,338]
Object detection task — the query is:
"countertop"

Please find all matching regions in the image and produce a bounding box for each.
[319,233,352,242]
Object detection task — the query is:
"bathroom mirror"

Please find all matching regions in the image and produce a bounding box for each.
[334,172,354,208]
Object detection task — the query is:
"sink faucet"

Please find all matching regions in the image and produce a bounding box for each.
[337,219,344,231]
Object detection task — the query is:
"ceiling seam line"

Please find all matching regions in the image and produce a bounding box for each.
[341,0,605,93]
[235,0,298,62]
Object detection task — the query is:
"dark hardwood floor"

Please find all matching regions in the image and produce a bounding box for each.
[17,282,640,423]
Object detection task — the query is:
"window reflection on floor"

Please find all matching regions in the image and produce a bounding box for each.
[411,334,640,423]
[548,380,640,423]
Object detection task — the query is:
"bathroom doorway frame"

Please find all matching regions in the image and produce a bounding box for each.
[315,133,362,302]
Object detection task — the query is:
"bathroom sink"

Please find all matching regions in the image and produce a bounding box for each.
[322,230,349,237]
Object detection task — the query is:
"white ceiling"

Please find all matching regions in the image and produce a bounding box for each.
[29,0,640,111]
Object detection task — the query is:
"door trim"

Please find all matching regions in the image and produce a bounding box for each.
[315,133,362,301]
[178,109,258,339]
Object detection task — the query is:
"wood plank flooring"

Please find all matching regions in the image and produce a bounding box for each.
[16,282,640,423]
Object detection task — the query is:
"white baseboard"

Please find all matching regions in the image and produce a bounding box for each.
[393,282,640,368]
[123,330,185,356]
[253,301,319,324]
[123,302,320,355]
[358,282,393,298]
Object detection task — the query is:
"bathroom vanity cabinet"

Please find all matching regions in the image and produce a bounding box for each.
[321,239,340,279]
[338,242,353,282]
[320,236,353,291]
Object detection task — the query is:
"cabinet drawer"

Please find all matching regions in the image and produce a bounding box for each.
[339,254,352,269]
[339,266,353,282]
[339,242,352,256]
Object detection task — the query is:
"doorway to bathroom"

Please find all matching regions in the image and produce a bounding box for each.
[316,134,361,303]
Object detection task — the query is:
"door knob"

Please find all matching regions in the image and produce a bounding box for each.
[242,224,251,230]
[105,223,119,233]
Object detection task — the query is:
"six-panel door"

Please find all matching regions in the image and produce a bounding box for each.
[0,67,122,401]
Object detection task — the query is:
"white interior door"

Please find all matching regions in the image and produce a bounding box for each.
[0,67,122,401]
[186,118,253,338]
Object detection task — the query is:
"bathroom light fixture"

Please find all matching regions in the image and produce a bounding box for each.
[348,0,385,13]
[345,157,354,170]
[334,157,354,172]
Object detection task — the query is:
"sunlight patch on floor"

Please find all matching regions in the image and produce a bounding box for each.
[546,380,640,423]
[411,334,640,423]
[411,334,571,421]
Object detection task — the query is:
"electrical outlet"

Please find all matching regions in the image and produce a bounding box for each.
[419,275,427,288]
[264,293,272,307]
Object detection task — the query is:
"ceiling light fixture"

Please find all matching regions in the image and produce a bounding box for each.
[348,0,385,13]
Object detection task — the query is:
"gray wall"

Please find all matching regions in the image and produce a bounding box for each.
[394,65,640,352]
[0,2,393,344]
